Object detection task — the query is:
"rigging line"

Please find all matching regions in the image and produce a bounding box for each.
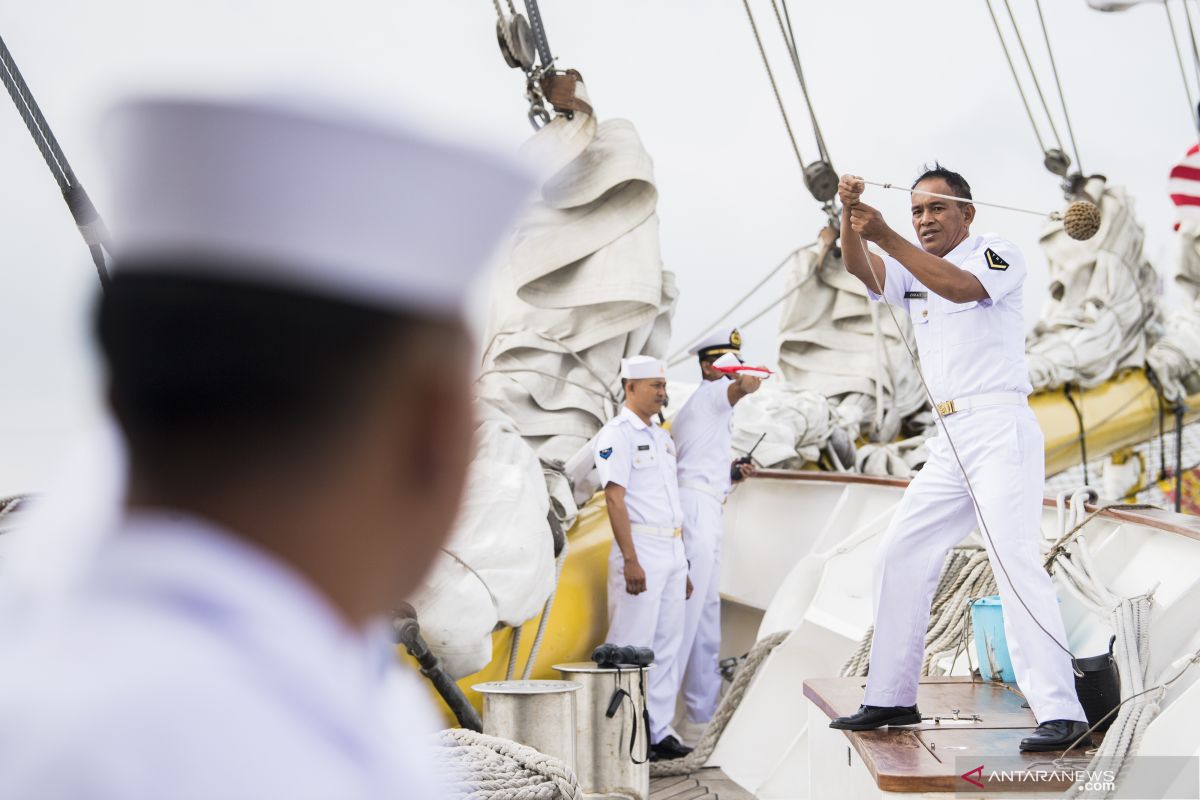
[740,0,806,173]
[0,33,110,289]
[1181,0,1200,103]
[773,0,832,165]
[850,231,1080,669]
[521,0,553,68]
[863,180,1057,219]
[666,238,816,363]
[1164,0,1200,131]
[1000,0,1065,152]
[0,35,74,191]
[983,0,1048,155]
[1032,0,1083,174]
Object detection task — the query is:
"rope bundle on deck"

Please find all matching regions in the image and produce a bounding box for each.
[841,546,997,677]
[650,630,790,778]
[433,728,582,800]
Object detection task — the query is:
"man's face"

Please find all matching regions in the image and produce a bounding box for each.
[911,178,975,257]
[627,377,667,416]
[699,358,723,382]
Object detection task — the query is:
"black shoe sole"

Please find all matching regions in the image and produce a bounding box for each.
[830,712,923,731]
[1019,739,1078,752]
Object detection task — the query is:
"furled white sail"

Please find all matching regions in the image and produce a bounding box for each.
[1025,179,1160,390]
[412,82,676,678]
[776,235,928,444]
[1147,221,1200,403]
[477,85,677,470]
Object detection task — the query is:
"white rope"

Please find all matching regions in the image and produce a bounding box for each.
[649,630,790,777]
[434,728,583,800]
[522,533,568,680]
[861,179,1060,220]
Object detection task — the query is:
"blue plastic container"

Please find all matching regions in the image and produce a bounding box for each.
[970,595,1016,682]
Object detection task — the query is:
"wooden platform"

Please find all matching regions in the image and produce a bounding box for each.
[804,676,1098,794]
[650,767,756,800]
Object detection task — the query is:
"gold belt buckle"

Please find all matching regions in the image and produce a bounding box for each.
[673,527,683,538]
[936,399,957,416]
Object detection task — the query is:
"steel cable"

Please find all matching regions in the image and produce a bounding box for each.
[740,0,806,174]
[984,0,1049,154]
[772,0,832,165]
[1033,0,1084,174]
[1163,0,1199,131]
[1000,0,1065,152]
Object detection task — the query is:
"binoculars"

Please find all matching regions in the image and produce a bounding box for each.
[591,643,655,668]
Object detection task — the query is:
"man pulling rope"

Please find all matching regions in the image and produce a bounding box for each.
[828,167,1090,752]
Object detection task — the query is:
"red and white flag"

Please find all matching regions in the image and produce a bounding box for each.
[1169,143,1200,227]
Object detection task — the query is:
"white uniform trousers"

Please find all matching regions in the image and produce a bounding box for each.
[678,487,724,724]
[606,531,688,745]
[863,406,1087,724]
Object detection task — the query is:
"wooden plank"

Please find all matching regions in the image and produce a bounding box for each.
[803,676,1096,793]
[650,768,756,800]
[650,778,700,800]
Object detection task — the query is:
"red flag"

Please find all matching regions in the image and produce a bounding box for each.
[1169,143,1200,229]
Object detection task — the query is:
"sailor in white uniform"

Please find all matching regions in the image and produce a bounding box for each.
[0,94,531,798]
[595,355,691,761]
[830,167,1089,752]
[670,329,761,730]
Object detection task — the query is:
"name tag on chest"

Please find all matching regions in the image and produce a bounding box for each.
[637,445,650,451]
[904,290,928,299]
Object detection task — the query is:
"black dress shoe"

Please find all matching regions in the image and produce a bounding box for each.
[829,704,922,731]
[1019,719,1090,752]
[650,734,693,761]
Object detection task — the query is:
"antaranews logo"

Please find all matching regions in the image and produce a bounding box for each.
[955,756,1199,798]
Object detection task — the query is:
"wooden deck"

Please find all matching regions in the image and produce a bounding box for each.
[650,768,756,800]
[805,676,1100,794]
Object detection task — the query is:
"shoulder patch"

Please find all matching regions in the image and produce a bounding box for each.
[984,248,1009,271]
[599,447,613,460]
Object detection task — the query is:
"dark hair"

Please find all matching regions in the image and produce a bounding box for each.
[911,163,972,201]
[98,268,414,473]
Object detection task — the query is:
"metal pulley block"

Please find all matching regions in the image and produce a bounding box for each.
[804,160,839,203]
[1043,148,1072,177]
[496,13,536,71]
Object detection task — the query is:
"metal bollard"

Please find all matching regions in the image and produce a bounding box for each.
[555,662,652,800]
[473,680,582,771]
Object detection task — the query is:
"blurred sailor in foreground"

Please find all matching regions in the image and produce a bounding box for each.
[594,356,691,761]
[0,95,530,798]
[670,330,760,733]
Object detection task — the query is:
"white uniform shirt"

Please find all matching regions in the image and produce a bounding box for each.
[671,377,736,496]
[870,232,1032,402]
[0,511,442,800]
[594,406,683,529]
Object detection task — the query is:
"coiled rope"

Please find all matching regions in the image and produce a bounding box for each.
[434,728,582,800]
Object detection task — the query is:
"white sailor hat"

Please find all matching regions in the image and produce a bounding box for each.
[102,95,532,315]
[688,328,743,359]
[620,355,667,380]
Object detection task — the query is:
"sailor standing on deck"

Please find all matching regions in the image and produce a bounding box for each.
[595,355,692,761]
[670,330,761,732]
[828,166,1088,751]
[0,95,531,798]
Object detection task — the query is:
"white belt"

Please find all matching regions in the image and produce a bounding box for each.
[679,482,727,503]
[935,391,1026,418]
[630,523,683,538]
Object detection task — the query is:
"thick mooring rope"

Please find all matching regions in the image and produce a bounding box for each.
[649,630,790,777]
[434,728,582,800]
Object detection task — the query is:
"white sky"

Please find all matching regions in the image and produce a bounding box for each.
[0,0,1193,495]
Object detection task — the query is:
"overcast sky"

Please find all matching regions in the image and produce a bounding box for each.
[0,0,1192,495]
